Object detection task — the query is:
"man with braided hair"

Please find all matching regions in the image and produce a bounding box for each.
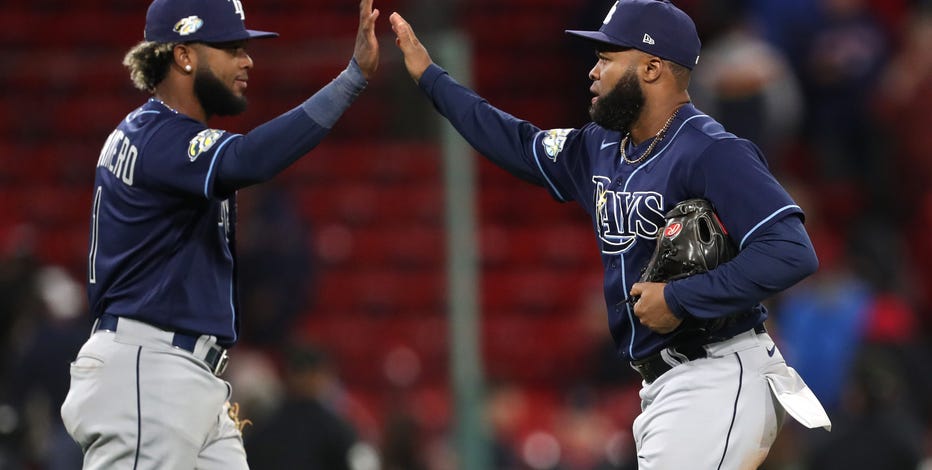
[390,0,830,467]
[60,0,380,467]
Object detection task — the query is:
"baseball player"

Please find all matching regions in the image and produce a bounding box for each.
[59,0,380,468]
[390,0,831,468]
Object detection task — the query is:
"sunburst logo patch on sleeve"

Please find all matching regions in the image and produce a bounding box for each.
[188,129,223,162]
[542,128,572,162]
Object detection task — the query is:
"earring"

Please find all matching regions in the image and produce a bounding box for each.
[184,64,192,72]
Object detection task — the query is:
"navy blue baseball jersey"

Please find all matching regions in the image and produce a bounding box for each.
[418,64,815,360]
[87,61,365,347]
[89,98,244,344]
[87,69,363,347]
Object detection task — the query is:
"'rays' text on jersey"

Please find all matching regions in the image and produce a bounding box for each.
[592,175,664,254]
[97,129,138,186]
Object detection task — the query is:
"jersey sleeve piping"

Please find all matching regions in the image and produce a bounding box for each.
[530,131,567,202]
[621,257,639,359]
[227,279,237,343]
[127,110,160,123]
[626,305,638,359]
[739,204,801,249]
[203,134,243,198]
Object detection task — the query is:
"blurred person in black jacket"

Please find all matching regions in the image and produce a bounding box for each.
[245,343,368,470]
[804,347,923,470]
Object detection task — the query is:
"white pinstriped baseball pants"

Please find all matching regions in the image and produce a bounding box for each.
[60,318,247,470]
[632,328,829,470]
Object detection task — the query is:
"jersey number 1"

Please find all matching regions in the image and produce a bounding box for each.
[88,186,102,284]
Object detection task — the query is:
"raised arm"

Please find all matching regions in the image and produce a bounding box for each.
[389,12,432,83]
[212,0,381,195]
[354,0,380,79]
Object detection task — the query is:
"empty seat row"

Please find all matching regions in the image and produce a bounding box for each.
[280,141,441,184]
[294,182,444,227]
[299,308,594,385]
[314,267,445,314]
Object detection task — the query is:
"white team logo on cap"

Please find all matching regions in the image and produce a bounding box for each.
[173,16,204,36]
[188,129,223,162]
[603,1,619,24]
[229,0,246,20]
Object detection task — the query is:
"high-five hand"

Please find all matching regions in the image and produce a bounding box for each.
[389,12,433,82]
[353,0,380,79]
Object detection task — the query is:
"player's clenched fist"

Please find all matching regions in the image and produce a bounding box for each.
[630,282,681,334]
[353,0,380,79]
[390,12,433,82]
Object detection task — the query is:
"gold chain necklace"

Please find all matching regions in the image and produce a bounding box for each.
[620,107,681,165]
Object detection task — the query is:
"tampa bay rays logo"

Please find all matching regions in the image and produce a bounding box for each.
[188,129,223,162]
[229,0,246,20]
[592,175,664,254]
[542,128,572,162]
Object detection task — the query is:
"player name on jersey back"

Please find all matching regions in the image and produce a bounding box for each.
[96,129,138,186]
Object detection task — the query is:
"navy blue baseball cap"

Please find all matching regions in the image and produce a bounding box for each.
[145,0,278,44]
[566,0,700,69]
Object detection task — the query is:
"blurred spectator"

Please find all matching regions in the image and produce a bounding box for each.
[689,0,804,167]
[224,347,285,425]
[771,254,872,413]
[800,0,890,198]
[0,252,86,470]
[804,347,924,470]
[0,247,42,469]
[770,182,928,468]
[772,185,916,412]
[236,183,315,347]
[874,7,932,325]
[484,380,528,470]
[740,0,822,61]
[554,392,635,470]
[381,405,429,470]
[245,343,374,470]
[874,6,932,203]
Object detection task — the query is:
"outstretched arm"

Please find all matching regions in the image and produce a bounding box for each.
[389,12,571,192]
[211,0,381,196]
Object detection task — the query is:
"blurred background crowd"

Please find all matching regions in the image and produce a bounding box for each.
[1,0,932,468]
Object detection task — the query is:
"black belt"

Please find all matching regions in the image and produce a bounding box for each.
[631,324,766,384]
[95,314,229,376]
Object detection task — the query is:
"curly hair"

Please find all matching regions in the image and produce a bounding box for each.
[123,41,177,92]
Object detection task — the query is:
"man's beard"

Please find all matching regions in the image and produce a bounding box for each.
[194,67,248,117]
[589,68,644,133]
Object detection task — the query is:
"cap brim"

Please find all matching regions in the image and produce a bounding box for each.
[244,29,279,40]
[565,29,633,50]
[200,29,279,43]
